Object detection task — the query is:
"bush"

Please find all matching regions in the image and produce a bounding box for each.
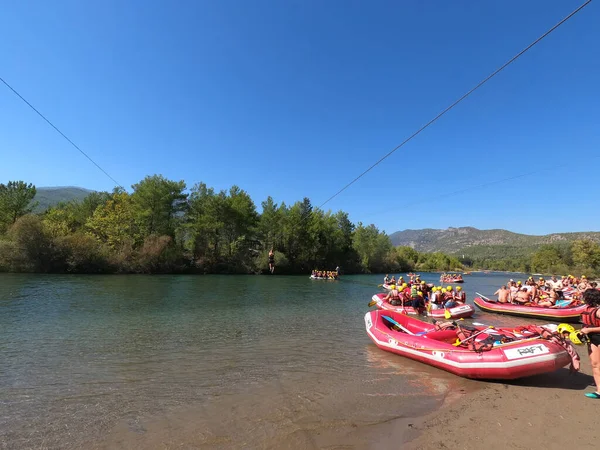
[55,233,112,273]
[5,215,58,272]
[136,234,184,273]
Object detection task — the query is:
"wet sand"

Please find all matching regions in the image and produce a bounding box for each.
[406,355,597,450]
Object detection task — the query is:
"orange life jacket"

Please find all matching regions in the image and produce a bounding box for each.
[581,306,600,327]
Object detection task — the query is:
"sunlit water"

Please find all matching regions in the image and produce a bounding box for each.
[0,272,535,449]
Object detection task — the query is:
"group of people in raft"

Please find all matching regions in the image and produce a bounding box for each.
[440,273,464,282]
[488,275,600,400]
[379,273,600,399]
[494,275,598,307]
[382,274,466,310]
[311,269,340,279]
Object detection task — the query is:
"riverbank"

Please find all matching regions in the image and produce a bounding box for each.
[405,354,597,450]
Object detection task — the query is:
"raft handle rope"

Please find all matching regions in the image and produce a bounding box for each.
[378,326,543,353]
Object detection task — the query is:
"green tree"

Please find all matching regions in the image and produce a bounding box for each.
[353,223,392,272]
[531,245,563,273]
[571,239,600,270]
[131,175,187,238]
[86,192,142,250]
[186,182,225,264]
[0,181,37,230]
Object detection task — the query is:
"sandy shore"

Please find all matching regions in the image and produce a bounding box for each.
[406,354,597,450]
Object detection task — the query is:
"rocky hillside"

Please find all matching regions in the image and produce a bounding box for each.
[32,187,94,212]
[389,227,600,254]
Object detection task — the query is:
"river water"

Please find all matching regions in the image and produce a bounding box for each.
[0,272,534,449]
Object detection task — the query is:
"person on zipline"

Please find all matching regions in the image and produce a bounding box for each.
[268,248,275,274]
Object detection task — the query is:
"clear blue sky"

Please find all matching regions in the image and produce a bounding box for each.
[1,0,598,236]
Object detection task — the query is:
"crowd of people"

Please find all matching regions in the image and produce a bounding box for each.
[383,272,422,286]
[311,269,340,279]
[378,272,600,399]
[494,275,598,307]
[382,273,466,310]
[440,273,464,283]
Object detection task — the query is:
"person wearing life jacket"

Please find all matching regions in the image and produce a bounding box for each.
[384,285,402,306]
[390,276,397,285]
[579,288,600,399]
[409,284,425,310]
[410,284,419,301]
[577,275,590,292]
[384,274,390,285]
[428,287,440,310]
[454,286,466,304]
[537,277,546,288]
[444,286,457,308]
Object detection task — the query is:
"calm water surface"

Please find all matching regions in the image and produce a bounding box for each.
[0,272,532,449]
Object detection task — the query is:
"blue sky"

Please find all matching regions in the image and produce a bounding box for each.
[1,0,598,235]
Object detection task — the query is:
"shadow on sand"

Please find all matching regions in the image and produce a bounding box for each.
[487,367,595,390]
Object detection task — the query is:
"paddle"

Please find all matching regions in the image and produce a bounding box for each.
[444,309,452,319]
[382,315,415,335]
[368,299,377,307]
[476,292,493,302]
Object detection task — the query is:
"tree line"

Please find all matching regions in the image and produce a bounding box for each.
[461,240,600,277]
[0,177,465,275]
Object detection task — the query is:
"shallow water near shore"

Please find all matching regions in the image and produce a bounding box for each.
[0,272,540,449]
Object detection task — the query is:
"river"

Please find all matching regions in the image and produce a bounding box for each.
[0,272,534,449]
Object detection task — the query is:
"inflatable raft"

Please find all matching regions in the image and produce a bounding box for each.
[364,310,576,379]
[473,296,586,323]
[371,293,475,319]
[440,276,464,283]
[310,275,338,280]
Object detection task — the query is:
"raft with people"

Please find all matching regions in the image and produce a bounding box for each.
[473,295,587,323]
[370,293,474,319]
[364,309,580,380]
[440,273,464,283]
[310,269,339,280]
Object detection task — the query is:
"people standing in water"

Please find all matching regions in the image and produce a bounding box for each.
[268,248,275,274]
[580,288,600,399]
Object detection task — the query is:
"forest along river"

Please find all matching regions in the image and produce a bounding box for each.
[1,272,540,449]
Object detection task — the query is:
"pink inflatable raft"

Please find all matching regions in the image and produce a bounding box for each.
[371,293,475,320]
[473,296,587,323]
[364,310,578,380]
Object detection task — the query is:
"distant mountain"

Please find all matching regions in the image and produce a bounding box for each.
[32,187,94,212]
[389,227,600,254]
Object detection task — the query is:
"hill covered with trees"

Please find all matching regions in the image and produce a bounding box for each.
[390,227,600,276]
[31,187,94,213]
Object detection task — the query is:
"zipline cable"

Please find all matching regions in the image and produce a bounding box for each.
[0,76,125,190]
[362,154,600,219]
[316,0,593,211]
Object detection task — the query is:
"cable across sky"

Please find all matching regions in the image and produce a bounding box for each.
[316,0,593,211]
[0,76,125,190]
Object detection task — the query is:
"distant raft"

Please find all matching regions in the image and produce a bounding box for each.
[440,274,464,283]
[364,310,577,380]
[473,296,587,323]
[371,293,475,320]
